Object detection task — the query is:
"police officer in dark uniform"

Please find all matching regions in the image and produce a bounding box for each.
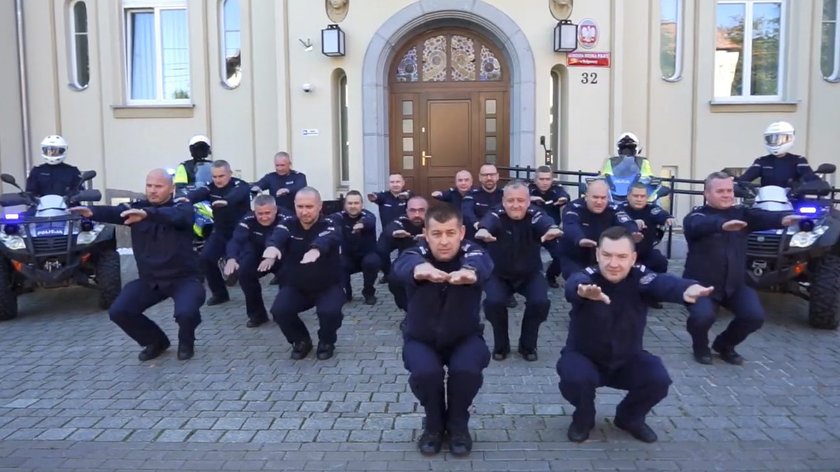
[736,121,818,188]
[183,160,251,306]
[252,151,308,213]
[376,196,428,311]
[261,187,344,360]
[329,190,380,305]
[431,169,474,209]
[174,135,213,194]
[530,165,571,288]
[367,173,413,227]
[560,226,712,443]
[619,183,674,273]
[69,169,205,361]
[392,204,493,457]
[684,172,803,365]
[461,164,504,236]
[222,195,286,328]
[560,179,639,280]
[25,135,83,197]
[475,181,563,362]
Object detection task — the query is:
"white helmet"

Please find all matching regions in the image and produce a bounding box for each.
[188,135,212,160]
[616,132,640,156]
[41,135,68,165]
[764,121,795,157]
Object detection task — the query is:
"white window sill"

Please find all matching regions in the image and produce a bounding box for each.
[709,100,800,113]
[111,104,195,119]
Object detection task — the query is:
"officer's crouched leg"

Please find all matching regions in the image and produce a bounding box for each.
[403,339,446,434]
[612,352,671,430]
[446,334,490,437]
[168,277,205,360]
[685,297,716,360]
[715,286,765,352]
[557,351,600,441]
[314,284,345,359]
[108,279,168,348]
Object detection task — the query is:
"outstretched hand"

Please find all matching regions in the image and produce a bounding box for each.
[68,206,93,218]
[577,284,611,304]
[120,209,148,225]
[683,284,714,303]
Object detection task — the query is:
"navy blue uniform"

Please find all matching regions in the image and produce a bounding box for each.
[225,212,285,323]
[530,183,571,282]
[253,170,308,213]
[376,216,424,310]
[461,188,503,235]
[329,209,380,300]
[559,266,695,432]
[90,200,204,350]
[370,190,412,228]
[737,153,818,188]
[479,206,558,356]
[432,187,471,209]
[683,205,787,355]
[25,163,82,197]
[620,202,672,273]
[560,198,638,279]
[267,216,344,347]
[393,241,493,435]
[187,177,251,299]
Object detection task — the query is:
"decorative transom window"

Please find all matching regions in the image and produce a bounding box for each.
[714,0,786,100]
[393,32,504,83]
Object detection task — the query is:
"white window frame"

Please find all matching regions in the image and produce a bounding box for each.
[68,0,89,90]
[123,0,190,105]
[336,71,350,186]
[714,0,787,102]
[824,0,840,82]
[660,0,684,82]
[219,0,241,89]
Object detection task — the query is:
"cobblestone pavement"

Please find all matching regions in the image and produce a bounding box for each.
[0,251,839,471]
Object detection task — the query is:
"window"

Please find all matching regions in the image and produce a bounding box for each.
[660,0,683,81]
[336,71,350,184]
[69,0,90,89]
[220,0,241,88]
[124,1,190,103]
[714,0,785,100]
[823,0,840,82]
[393,32,503,83]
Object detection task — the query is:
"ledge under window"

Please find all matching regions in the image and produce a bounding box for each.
[709,100,800,113]
[111,104,195,119]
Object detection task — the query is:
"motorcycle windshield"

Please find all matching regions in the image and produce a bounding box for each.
[193,162,213,188]
[610,156,641,197]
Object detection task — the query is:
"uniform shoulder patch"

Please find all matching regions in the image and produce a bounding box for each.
[651,206,662,215]
[640,272,657,285]
[584,266,599,275]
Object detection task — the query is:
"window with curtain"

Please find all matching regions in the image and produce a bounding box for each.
[660,0,683,81]
[714,0,785,100]
[125,3,190,103]
[220,0,241,88]
[69,0,90,89]
[823,0,840,82]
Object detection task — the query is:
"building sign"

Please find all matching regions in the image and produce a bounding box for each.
[578,19,599,49]
[568,51,611,67]
[302,129,320,136]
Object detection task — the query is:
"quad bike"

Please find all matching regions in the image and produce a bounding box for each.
[0,171,121,320]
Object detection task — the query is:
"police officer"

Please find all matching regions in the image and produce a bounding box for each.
[736,121,818,188]
[25,135,83,197]
[174,135,213,194]
[222,195,285,328]
[560,179,639,280]
[69,169,204,361]
[475,181,563,362]
[377,196,428,311]
[182,160,251,305]
[261,187,344,360]
[620,183,674,274]
[530,165,571,288]
[329,190,380,305]
[392,204,493,457]
[601,132,654,181]
[431,169,474,209]
[367,173,413,227]
[560,226,712,443]
[461,164,504,235]
[252,151,308,213]
[684,172,803,365]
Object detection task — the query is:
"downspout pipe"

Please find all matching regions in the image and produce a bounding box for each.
[15,0,31,171]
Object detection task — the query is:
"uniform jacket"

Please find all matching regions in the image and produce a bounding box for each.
[370,190,412,227]
[478,206,558,280]
[329,209,378,256]
[737,153,818,188]
[186,177,251,237]
[529,183,570,224]
[619,202,672,256]
[461,187,503,228]
[266,215,342,290]
[561,198,639,264]
[253,170,308,212]
[377,216,425,260]
[225,212,285,260]
[25,163,83,197]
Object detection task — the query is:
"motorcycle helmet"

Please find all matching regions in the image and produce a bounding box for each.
[188,134,212,160]
[41,135,68,165]
[616,132,640,156]
[763,121,795,157]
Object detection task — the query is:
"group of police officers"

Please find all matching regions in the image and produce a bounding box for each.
[23,121,815,456]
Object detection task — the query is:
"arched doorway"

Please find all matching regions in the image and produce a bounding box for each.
[387,28,510,197]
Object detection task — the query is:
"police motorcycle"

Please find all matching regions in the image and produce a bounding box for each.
[739,163,840,329]
[0,171,121,320]
[601,155,671,204]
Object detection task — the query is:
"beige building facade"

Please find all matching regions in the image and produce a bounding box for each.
[0,0,838,214]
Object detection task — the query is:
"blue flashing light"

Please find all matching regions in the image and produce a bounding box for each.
[4,213,20,221]
[798,206,818,215]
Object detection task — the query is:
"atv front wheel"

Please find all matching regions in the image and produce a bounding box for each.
[809,253,840,329]
[0,259,18,321]
[96,250,122,309]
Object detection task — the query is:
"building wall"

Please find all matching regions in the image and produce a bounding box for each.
[2,0,838,215]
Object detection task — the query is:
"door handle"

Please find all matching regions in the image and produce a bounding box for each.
[421,151,432,166]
